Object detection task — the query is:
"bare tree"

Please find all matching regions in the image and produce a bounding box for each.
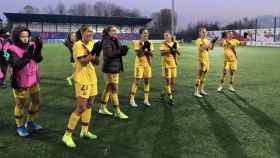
[56,1,66,15]
[22,5,40,14]
[42,5,56,14]
[68,2,91,16]
[150,9,177,34]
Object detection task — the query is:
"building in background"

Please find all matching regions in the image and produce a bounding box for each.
[4,12,152,42]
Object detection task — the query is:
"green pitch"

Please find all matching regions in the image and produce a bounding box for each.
[0,43,280,158]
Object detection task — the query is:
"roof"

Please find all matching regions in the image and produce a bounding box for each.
[4,12,152,26]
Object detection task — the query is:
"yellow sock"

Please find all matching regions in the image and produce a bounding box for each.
[195,78,201,88]
[164,84,172,99]
[220,72,226,84]
[14,105,23,128]
[81,108,92,134]
[130,82,138,101]
[27,103,39,122]
[66,112,80,136]
[111,92,120,112]
[101,89,111,107]
[144,83,150,101]
[200,79,205,90]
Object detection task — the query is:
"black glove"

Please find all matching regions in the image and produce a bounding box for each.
[143,41,151,51]
[211,37,219,45]
[32,36,43,51]
[244,32,248,39]
[120,45,129,56]
[92,57,100,65]
[91,41,103,57]
[24,45,35,59]
[221,32,226,39]
[171,42,178,53]
[0,50,5,63]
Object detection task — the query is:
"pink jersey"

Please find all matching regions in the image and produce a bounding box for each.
[9,42,39,88]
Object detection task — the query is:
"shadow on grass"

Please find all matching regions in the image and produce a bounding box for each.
[197,97,248,158]
[151,103,182,158]
[222,92,280,157]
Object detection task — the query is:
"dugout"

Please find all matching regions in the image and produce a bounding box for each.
[4,12,152,41]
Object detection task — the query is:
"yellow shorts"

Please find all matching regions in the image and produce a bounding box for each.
[199,58,209,72]
[134,66,152,79]
[162,67,177,78]
[104,73,119,84]
[224,61,238,71]
[13,84,40,99]
[75,83,98,98]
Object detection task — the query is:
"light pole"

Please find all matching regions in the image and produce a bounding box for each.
[171,0,175,35]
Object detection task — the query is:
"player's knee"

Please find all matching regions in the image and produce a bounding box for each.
[15,99,25,108]
[32,98,40,106]
[111,84,118,93]
[144,78,149,84]
[134,79,140,85]
[76,103,88,114]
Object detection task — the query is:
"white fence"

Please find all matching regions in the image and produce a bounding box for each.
[208,28,280,47]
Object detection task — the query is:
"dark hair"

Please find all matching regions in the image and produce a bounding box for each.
[102,25,115,37]
[139,28,148,34]
[0,27,11,38]
[11,26,31,46]
[163,30,174,41]
[199,27,207,33]
[76,24,92,40]
[66,32,75,43]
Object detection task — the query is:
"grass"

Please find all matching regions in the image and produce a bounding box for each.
[0,43,280,158]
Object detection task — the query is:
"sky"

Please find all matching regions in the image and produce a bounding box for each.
[1,0,280,28]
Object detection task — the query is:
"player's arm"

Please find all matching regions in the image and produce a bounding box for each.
[9,46,34,70]
[32,37,44,63]
[134,41,145,57]
[159,43,168,56]
[74,44,94,66]
[199,43,212,51]
[174,42,181,55]
[102,39,123,59]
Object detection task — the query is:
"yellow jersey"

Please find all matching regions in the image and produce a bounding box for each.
[223,39,240,62]
[133,40,154,67]
[73,40,97,85]
[196,38,210,60]
[160,41,181,68]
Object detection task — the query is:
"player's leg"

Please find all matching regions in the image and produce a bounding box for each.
[25,84,42,131]
[111,80,128,119]
[63,97,89,148]
[13,89,29,137]
[218,61,229,92]
[143,78,151,106]
[194,70,203,98]
[129,67,143,107]
[171,68,177,93]
[143,66,152,106]
[99,82,113,116]
[228,61,237,92]
[62,84,89,148]
[0,63,8,88]
[198,59,209,96]
[80,94,98,140]
[199,70,208,96]
[163,68,174,105]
